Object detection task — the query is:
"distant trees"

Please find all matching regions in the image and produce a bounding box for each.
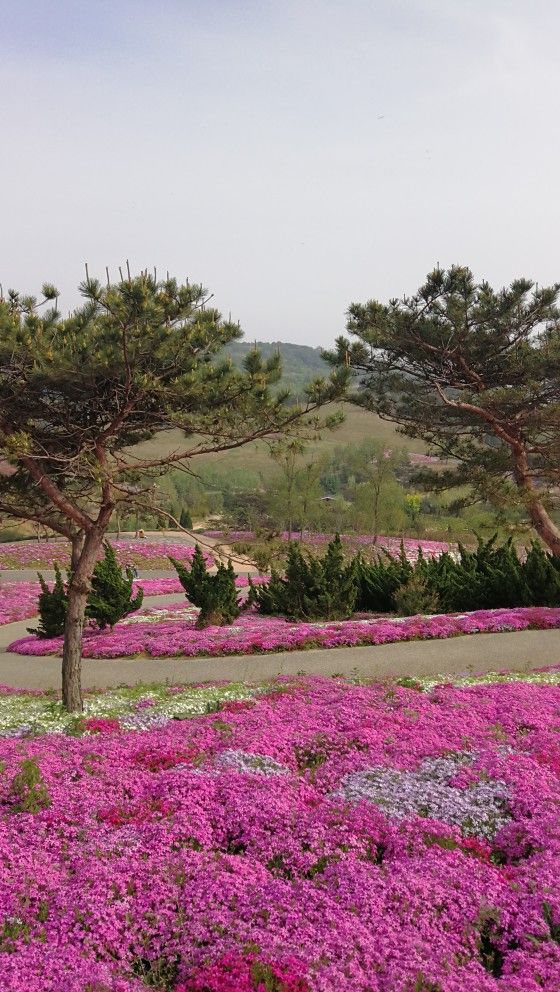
[267,439,327,537]
[0,269,346,710]
[350,445,407,540]
[325,266,560,554]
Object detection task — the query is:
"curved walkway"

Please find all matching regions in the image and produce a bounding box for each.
[1,593,560,690]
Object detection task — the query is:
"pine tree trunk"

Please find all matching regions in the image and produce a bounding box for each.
[526,500,560,556]
[62,532,102,712]
[70,532,85,573]
[513,450,560,556]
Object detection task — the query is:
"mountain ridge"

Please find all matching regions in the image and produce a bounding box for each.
[225,340,330,394]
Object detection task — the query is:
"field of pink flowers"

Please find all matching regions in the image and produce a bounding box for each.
[0,583,44,626]
[205,530,451,560]
[0,541,213,570]
[1,673,560,990]
[10,606,560,659]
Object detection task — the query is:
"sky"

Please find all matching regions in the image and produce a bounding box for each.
[1,0,560,346]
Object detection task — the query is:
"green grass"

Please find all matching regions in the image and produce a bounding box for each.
[132,404,425,479]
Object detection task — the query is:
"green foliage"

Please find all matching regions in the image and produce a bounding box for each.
[9,758,51,814]
[32,544,144,637]
[522,542,560,606]
[86,543,144,629]
[225,340,329,395]
[356,536,560,613]
[393,573,441,617]
[354,547,412,612]
[250,535,357,620]
[32,563,68,638]
[170,545,240,628]
[179,507,193,529]
[0,271,346,710]
[325,265,560,552]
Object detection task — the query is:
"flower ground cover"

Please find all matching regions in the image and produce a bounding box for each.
[0,540,214,570]
[2,672,560,990]
[0,680,258,737]
[10,605,560,658]
[0,582,44,626]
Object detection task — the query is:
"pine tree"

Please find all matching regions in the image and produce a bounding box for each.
[0,271,346,710]
[324,266,560,554]
[86,543,144,629]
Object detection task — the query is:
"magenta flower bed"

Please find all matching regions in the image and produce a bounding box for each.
[205,530,450,559]
[0,540,213,570]
[2,674,560,990]
[10,606,560,659]
[0,582,43,626]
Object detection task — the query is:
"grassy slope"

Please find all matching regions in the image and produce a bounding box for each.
[134,342,427,479]
[132,404,422,479]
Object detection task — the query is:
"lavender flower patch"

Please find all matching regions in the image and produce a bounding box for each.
[216,749,290,776]
[340,754,511,839]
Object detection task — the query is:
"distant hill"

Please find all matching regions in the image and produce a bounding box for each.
[132,341,428,482]
[225,341,329,395]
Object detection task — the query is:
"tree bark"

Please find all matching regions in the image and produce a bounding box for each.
[62,531,102,712]
[513,450,560,556]
[70,532,85,573]
[525,498,560,556]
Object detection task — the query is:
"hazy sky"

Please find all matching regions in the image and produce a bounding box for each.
[2,0,560,345]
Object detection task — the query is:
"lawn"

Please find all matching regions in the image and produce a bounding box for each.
[130,404,423,479]
[1,671,560,990]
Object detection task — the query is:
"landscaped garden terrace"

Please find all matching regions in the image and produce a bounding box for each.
[2,668,560,990]
[4,535,560,661]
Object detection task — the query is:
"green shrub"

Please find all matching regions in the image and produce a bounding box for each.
[354,546,412,612]
[522,541,560,606]
[250,535,357,621]
[355,535,560,614]
[9,758,51,814]
[86,543,144,629]
[170,545,240,628]
[0,527,26,542]
[393,574,441,616]
[179,507,193,529]
[428,538,529,612]
[31,563,68,638]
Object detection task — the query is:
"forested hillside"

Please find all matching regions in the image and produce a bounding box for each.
[225,341,329,395]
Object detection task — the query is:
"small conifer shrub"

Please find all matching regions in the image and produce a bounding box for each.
[86,543,144,629]
[179,507,193,529]
[31,563,68,638]
[9,758,51,814]
[393,573,441,617]
[170,545,240,629]
[250,535,357,621]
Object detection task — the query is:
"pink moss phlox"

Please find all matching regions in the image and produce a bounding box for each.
[10,606,560,659]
